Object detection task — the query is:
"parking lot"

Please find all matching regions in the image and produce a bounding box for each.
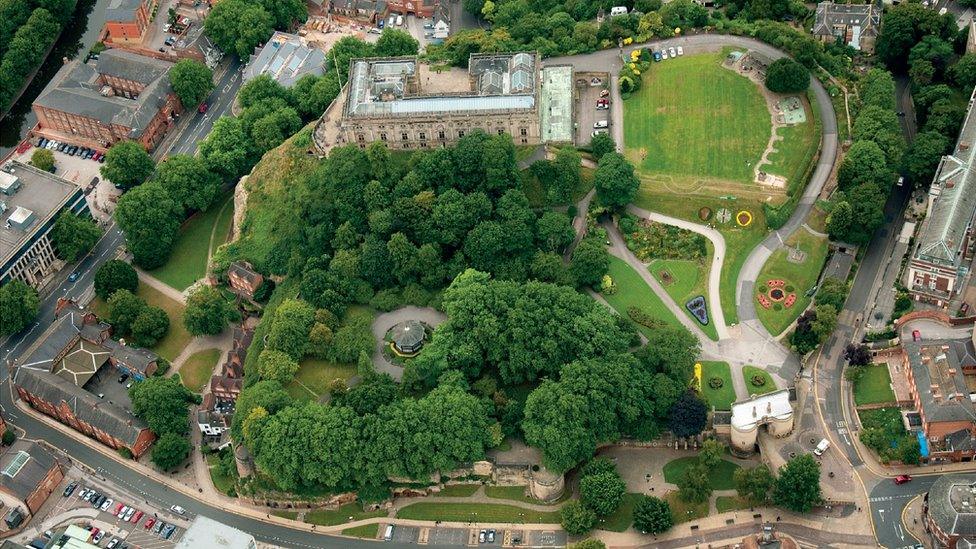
[574,72,611,145]
[402,14,437,50]
[382,524,566,547]
[81,365,136,413]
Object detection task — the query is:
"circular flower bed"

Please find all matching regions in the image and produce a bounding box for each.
[698,207,713,221]
[769,288,785,301]
[736,210,753,227]
[750,374,767,387]
[785,285,795,292]
[708,376,724,389]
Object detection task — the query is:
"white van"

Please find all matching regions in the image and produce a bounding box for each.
[813,438,830,456]
[594,120,609,129]
[610,6,628,16]
[396,14,404,26]
[388,15,396,28]
[384,525,394,541]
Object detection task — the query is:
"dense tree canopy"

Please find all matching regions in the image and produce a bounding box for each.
[130,306,170,348]
[50,212,101,263]
[0,280,39,336]
[153,154,221,216]
[374,28,419,57]
[204,0,275,58]
[115,182,181,269]
[184,286,235,336]
[836,140,890,192]
[668,391,708,438]
[773,454,822,512]
[30,148,54,172]
[902,131,950,187]
[633,495,673,534]
[130,376,195,436]
[94,260,138,300]
[151,432,192,470]
[734,464,776,504]
[101,141,155,190]
[169,59,213,109]
[593,152,639,210]
[107,289,146,336]
[764,58,809,93]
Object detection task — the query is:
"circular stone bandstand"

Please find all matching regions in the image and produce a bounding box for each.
[389,320,426,356]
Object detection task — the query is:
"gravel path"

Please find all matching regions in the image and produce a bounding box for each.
[371,306,447,380]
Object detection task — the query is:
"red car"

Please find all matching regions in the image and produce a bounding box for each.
[198,102,209,114]
[144,518,155,530]
[89,527,100,540]
[132,510,144,523]
[112,502,124,515]
[912,329,921,342]
[895,474,912,485]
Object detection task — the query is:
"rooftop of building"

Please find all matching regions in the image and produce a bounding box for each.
[49,524,102,548]
[730,389,792,431]
[914,87,976,268]
[812,0,881,35]
[175,516,256,549]
[904,339,976,424]
[105,0,146,21]
[33,48,174,137]
[344,52,538,119]
[0,162,81,267]
[227,261,263,286]
[928,474,976,537]
[244,31,325,88]
[0,440,59,503]
[540,65,573,143]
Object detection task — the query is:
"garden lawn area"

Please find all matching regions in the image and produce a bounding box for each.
[90,283,192,362]
[178,348,221,392]
[858,407,903,431]
[148,192,234,291]
[435,484,480,497]
[306,503,387,526]
[599,493,642,532]
[342,524,379,539]
[664,491,708,524]
[206,454,235,496]
[396,502,561,524]
[754,227,829,336]
[742,365,776,395]
[853,364,896,406]
[634,190,768,326]
[600,256,685,337]
[624,52,771,184]
[272,510,298,520]
[699,361,736,410]
[716,496,751,513]
[285,359,357,401]
[649,253,718,341]
[485,485,569,505]
[763,92,822,197]
[662,457,740,490]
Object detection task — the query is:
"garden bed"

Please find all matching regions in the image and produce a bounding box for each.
[742,365,776,395]
[699,361,736,410]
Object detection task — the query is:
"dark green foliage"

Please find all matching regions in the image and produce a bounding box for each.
[374,28,419,57]
[773,454,822,513]
[668,390,707,438]
[902,131,950,187]
[633,495,673,534]
[815,277,848,311]
[131,306,170,347]
[94,260,138,300]
[593,152,639,210]
[0,280,39,335]
[114,182,181,269]
[764,58,809,93]
[101,141,155,190]
[130,376,195,436]
[152,154,220,216]
[265,298,315,360]
[579,469,626,516]
[571,237,610,288]
[733,464,775,505]
[151,432,192,470]
[590,133,616,161]
[205,0,275,58]
[184,286,235,336]
[51,212,101,262]
[30,149,55,172]
[169,59,213,109]
[676,462,711,503]
[560,500,597,535]
[0,6,64,112]
[107,289,146,336]
[876,3,956,72]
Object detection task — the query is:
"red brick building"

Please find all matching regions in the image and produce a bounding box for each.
[922,474,976,547]
[227,261,264,299]
[33,49,179,153]
[0,441,64,517]
[388,0,438,17]
[102,0,158,45]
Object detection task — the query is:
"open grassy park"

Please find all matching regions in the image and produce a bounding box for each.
[754,227,829,336]
[662,456,741,490]
[149,192,236,291]
[601,256,685,336]
[178,348,221,392]
[648,253,718,341]
[699,361,736,410]
[396,502,562,524]
[89,283,192,362]
[285,358,358,401]
[853,364,896,406]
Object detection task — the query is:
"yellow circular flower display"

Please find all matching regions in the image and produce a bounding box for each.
[736,210,753,227]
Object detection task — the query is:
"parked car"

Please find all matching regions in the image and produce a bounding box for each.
[161,524,176,539]
[677,46,684,56]
[669,47,676,57]
[124,507,136,521]
[593,119,609,129]
[93,494,106,508]
[118,372,129,383]
[107,537,120,549]
[117,505,129,518]
[144,518,155,530]
[63,482,77,497]
[591,129,608,137]
[88,527,99,541]
[170,505,185,515]
[478,530,486,543]
[92,531,104,544]
[112,502,124,516]
[131,510,143,523]
[895,475,912,485]
[198,102,208,114]
[653,51,662,62]
[152,521,165,535]
[100,498,113,512]
[487,530,495,543]
[912,329,921,342]
[86,149,95,159]
[98,155,106,163]
[661,50,668,60]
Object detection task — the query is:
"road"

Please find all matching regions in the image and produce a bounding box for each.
[869,475,938,549]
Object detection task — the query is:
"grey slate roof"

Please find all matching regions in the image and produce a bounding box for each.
[948,428,976,452]
[105,0,144,22]
[904,340,976,425]
[0,440,59,503]
[812,0,881,39]
[33,49,173,138]
[914,88,976,268]
[104,340,156,375]
[244,32,325,88]
[13,367,148,447]
[927,474,976,537]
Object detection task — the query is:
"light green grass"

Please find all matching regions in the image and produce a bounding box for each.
[206,454,235,495]
[634,191,768,326]
[853,364,896,406]
[342,524,379,538]
[285,359,357,401]
[435,484,480,497]
[624,52,771,184]
[742,365,776,395]
[600,256,685,337]
[484,485,569,505]
[306,503,387,526]
[92,283,192,362]
[179,348,220,392]
[716,495,751,513]
[699,361,736,411]
[396,502,561,523]
[599,493,642,532]
[664,491,709,524]
[662,457,741,490]
[764,101,819,188]
[754,228,829,336]
[272,510,298,520]
[649,252,718,341]
[148,193,233,291]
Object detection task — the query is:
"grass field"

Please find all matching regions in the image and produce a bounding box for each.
[853,364,896,406]
[699,361,736,410]
[742,365,776,395]
[285,359,358,401]
[600,256,685,337]
[179,348,220,392]
[342,524,379,538]
[649,253,718,341]
[396,502,561,524]
[664,491,709,524]
[306,503,387,526]
[599,493,642,532]
[754,228,829,335]
[149,193,234,291]
[484,485,569,505]
[436,484,480,497]
[624,52,771,184]
[206,454,235,496]
[90,283,192,362]
[716,495,751,513]
[272,510,298,520]
[663,456,740,490]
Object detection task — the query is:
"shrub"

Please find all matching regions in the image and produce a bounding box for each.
[708,376,723,389]
[698,207,712,221]
[773,303,783,311]
[627,306,664,329]
[750,374,767,387]
[1,431,15,445]
[785,285,795,292]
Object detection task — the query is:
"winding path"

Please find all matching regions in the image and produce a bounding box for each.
[370,306,447,380]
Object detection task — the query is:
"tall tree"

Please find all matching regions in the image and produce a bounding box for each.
[668,390,707,438]
[590,133,616,161]
[114,182,181,269]
[152,154,221,215]
[184,286,234,336]
[168,59,214,109]
[633,495,673,534]
[266,298,315,360]
[560,500,596,535]
[199,116,252,180]
[764,58,809,93]
[30,148,54,172]
[130,306,170,347]
[836,141,890,191]
[257,349,300,384]
[129,376,195,435]
[0,280,39,335]
[677,462,711,503]
[94,260,138,300]
[50,212,101,262]
[151,432,191,470]
[579,470,626,516]
[734,464,775,505]
[902,131,950,187]
[593,152,639,210]
[204,0,274,58]
[101,141,155,190]
[570,237,610,287]
[107,289,147,336]
[773,454,822,513]
[374,28,420,57]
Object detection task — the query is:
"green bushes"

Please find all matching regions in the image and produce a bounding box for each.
[0,3,72,112]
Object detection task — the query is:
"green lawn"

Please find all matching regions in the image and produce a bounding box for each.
[853,364,896,406]
[634,190,768,326]
[742,365,776,395]
[342,524,379,539]
[715,495,751,513]
[699,361,737,410]
[272,510,298,520]
[90,283,192,362]
[306,503,387,526]
[764,91,822,197]
[148,193,234,291]
[206,454,235,496]
[435,484,480,497]
[285,359,358,401]
[664,491,709,524]
[649,254,718,341]
[662,457,740,490]
[599,493,642,532]
[484,485,569,505]
[179,348,220,392]
[754,228,829,336]
[624,52,771,183]
[396,502,561,523]
[600,256,685,337]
